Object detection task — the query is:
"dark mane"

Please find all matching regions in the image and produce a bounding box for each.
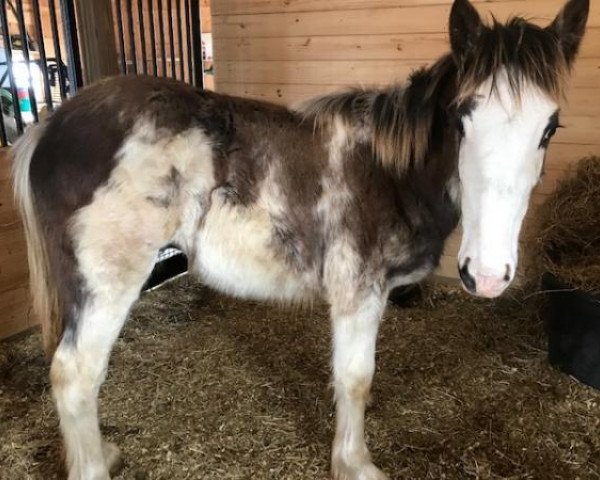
[299,57,456,174]
[456,17,569,103]
[300,16,569,174]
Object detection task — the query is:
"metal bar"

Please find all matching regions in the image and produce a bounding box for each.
[31,0,54,111]
[0,0,24,133]
[147,0,157,76]
[0,104,7,146]
[137,0,147,75]
[0,69,7,145]
[189,0,202,88]
[115,0,127,73]
[48,0,67,99]
[184,0,191,83]
[15,0,39,122]
[125,0,137,74]
[59,0,83,91]
[0,9,8,144]
[167,0,175,77]
[157,0,166,76]
[176,0,183,80]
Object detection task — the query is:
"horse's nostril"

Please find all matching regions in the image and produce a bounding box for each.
[504,264,511,282]
[459,257,476,293]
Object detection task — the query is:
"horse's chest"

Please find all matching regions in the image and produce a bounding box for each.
[193,200,315,302]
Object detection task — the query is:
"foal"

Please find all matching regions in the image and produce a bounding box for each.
[13,0,589,478]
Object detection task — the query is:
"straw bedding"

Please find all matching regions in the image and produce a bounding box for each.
[2,277,600,479]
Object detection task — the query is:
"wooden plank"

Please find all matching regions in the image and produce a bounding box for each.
[534,168,569,196]
[75,0,120,84]
[0,254,28,295]
[215,81,340,104]
[212,0,519,16]
[443,230,461,255]
[0,285,34,340]
[212,1,600,38]
[0,212,20,230]
[213,28,600,62]
[0,283,29,310]
[0,181,19,229]
[214,33,448,62]
[531,192,551,207]
[435,254,458,280]
[580,28,600,60]
[545,144,599,171]
[569,59,600,89]
[215,59,439,85]
[0,225,26,258]
[202,4,212,33]
[0,174,19,215]
[554,116,600,146]
[561,87,600,118]
[215,58,600,90]
[1,152,23,236]
[0,304,33,340]
[0,148,12,180]
[0,147,31,339]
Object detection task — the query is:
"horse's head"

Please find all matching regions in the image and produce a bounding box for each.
[450,0,589,298]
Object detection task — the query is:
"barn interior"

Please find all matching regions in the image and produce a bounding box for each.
[1,1,600,479]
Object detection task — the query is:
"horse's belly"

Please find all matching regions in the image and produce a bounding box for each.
[194,201,315,302]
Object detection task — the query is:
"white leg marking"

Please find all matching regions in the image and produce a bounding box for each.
[51,290,146,480]
[55,206,162,478]
[331,293,388,480]
[50,119,214,479]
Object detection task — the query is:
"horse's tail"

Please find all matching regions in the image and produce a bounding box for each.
[12,123,61,357]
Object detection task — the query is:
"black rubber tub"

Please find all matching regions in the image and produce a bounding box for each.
[542,272,600,389]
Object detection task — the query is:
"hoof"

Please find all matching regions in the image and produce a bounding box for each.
[332,461,389,480]
[102,441,124,476]
[67,467,111,480]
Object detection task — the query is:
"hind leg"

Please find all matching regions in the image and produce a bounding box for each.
[51,262,156,479]
[52,309,130,478]
[51,215,164,479]
[51,282,151,479]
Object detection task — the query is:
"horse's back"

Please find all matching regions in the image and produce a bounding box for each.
[29,76,225,219]
[24,75,329,305]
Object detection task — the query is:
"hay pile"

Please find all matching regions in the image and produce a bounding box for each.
[535,156,600,294]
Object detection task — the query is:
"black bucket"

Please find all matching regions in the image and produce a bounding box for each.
[542,272,600,389]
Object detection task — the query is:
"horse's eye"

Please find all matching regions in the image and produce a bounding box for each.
[456,120,465,137]
[545,126,557,139]
[539,125,558,149]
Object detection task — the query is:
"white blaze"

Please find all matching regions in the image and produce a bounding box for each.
[458,71,558,297]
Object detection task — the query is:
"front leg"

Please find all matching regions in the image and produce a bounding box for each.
[330,293,388,480]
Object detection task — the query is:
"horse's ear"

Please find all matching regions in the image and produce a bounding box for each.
[449,0,482,61]
[548,0,590,66]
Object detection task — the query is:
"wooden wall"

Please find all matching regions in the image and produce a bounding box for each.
[0,149,32,340]
[212,0,600,279]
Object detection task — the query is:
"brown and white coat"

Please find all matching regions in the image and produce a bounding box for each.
[12,0,589,478]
